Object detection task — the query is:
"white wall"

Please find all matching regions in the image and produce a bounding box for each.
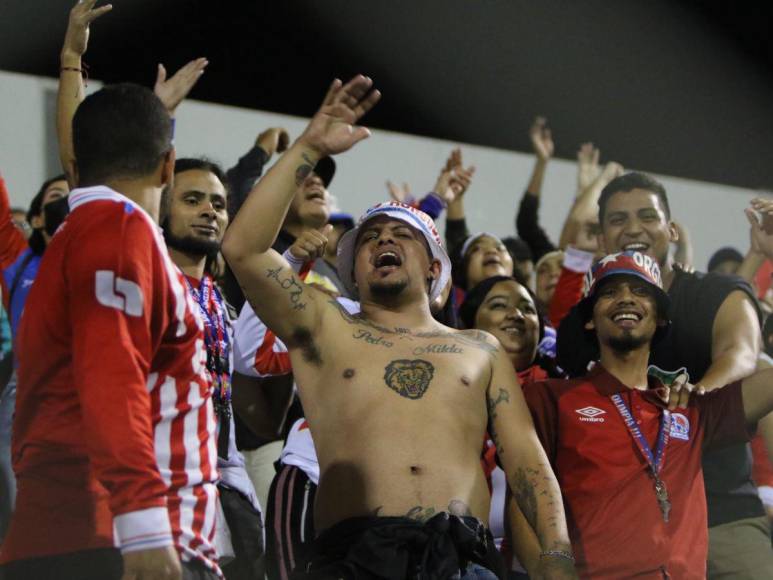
[0,69,760,270]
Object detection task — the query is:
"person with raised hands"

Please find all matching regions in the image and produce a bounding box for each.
[0,2,220,579]
[223,77,575,579]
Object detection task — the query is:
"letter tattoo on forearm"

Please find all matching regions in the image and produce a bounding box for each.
[266,266,307,311]
[294,152,316,186]
[513,466,540,531]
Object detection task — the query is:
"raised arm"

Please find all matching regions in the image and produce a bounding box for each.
[515,119,557,261]
[221,75,379,344]
[57,0,112,186]
[486,343,576,578]
[558,159,623,250]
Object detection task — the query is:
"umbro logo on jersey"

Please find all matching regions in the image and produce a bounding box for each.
[576,406,606,423]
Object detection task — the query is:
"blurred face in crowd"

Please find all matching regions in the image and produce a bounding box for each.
[465,235,514,290]
[288,172,331,229]
[513,259,534,284]
[599,189,677,267]
[474,279,540,371]
[165,169,228,256]
[30,179,69,233]
[710,259,741,276]
[585,276,662,354]
[535,251,562,306]
[353,216,438,303]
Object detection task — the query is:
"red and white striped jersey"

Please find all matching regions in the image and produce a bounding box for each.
[1,186,220,576]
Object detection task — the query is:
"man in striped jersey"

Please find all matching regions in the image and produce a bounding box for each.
[0,3,219,579]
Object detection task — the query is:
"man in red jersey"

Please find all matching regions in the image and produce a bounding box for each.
[526,251,773,579]
[0,2,219,579]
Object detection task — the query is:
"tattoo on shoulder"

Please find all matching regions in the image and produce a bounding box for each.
[384,359,435,399]
[266,266,307,311]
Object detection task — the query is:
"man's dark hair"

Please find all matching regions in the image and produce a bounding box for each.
[72,83,172,186]
[598,172,671,225]
[27,174,67,255]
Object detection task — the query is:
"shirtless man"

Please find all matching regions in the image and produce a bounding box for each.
[223,76,575,579]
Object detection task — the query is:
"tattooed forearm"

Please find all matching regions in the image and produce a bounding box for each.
[266,266,307,311]
[513,466,540,532]
[294,152,316,186]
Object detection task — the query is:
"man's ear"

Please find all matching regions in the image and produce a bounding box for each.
[584,318,596,331]
[597,230,609,255]
[667,221,679,244]
[67,160,79,189]
[160,147,176,187]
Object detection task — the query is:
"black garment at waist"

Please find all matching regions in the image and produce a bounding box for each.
[293,513,505,580]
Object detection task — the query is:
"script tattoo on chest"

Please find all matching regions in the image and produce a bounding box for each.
[352,329,394,348]
[384,359,435,399]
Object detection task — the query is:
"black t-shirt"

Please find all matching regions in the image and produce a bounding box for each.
[651,269,763,527]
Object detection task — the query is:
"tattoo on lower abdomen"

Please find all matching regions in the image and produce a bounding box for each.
[404,499,471,523]
[266,266,307,311]
[384,359,435,399]
[405,505,436,522]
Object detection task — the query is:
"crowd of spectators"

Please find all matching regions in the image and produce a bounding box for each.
[1,2,773,579]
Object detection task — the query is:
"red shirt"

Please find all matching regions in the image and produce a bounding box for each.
[1,187,220,574]
[524,365,750,580]
[0,173,29,307]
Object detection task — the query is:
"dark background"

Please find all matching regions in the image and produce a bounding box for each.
[2,0,772,190]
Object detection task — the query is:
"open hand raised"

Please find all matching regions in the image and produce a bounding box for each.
[298,75,381,157]
[154,58,208,116]
[62,0,113,59]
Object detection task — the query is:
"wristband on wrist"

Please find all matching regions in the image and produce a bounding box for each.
[282,248,307,273]
[539,550,575,563]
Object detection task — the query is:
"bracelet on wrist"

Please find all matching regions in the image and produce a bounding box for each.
[539,550,575,563]
[60,61,89,85]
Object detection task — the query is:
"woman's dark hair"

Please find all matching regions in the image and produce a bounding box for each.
[27,174,67,255]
